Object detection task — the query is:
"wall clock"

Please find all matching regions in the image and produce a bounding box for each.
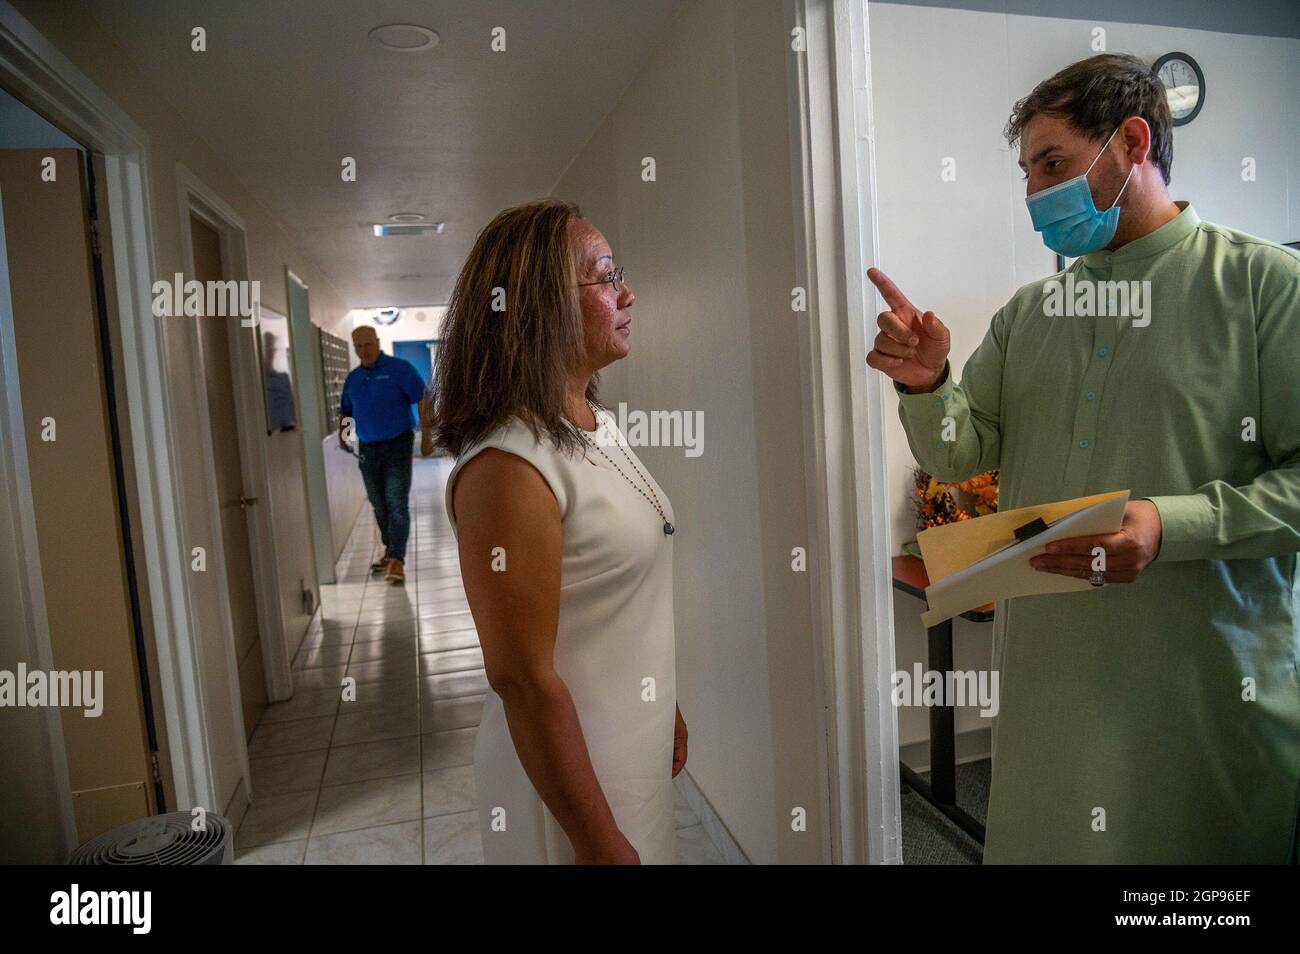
[1152,51,1204,126]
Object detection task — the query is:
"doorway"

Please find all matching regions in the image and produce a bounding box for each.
[0,129,164,847]
[189,214,268,738]
[392,338,439,389]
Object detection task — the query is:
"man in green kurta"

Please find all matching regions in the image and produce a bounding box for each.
[869,54,1300,863]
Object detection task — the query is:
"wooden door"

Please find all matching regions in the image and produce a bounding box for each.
[190,214,267,736]
[0,147,155,840]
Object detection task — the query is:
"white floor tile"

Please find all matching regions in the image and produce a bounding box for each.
[421,693,486,732]
[323,735,420,784]
[293,664,348,691]
[353,620,418,642]
[421,669,490,701]
[418,629,480,654]
[234,791,317,849]
[349,638,418,664]
[305,820,422,865]
[423,764,478,818]
[235,839,307,864]
[250,749,328,796]
[421,726,477,770]
[312,774,422,836]
[332,702,419,746]
[423,810,483,864]
[247,715,335,759]
[419,645,484,673]
[338,677,417,711]
[346,656,418,685]
[260,687,341,723]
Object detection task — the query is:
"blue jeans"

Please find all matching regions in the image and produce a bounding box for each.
[358,431,414,562]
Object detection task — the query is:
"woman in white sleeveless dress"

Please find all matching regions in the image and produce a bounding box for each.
[425,199,686,864]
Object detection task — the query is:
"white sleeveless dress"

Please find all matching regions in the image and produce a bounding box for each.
[444,408,678,864]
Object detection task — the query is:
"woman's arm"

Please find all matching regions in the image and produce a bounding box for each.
[451,448,638,864]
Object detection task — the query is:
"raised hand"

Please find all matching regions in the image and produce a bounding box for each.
[866,267,951,393]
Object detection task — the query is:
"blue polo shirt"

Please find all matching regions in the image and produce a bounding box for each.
[339,352,425,443]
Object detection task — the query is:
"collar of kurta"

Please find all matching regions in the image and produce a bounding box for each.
[1081,200,1200,269]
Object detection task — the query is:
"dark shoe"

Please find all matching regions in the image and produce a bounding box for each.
[384,559,406,585]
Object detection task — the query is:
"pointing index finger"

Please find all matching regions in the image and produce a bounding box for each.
[867,267,918,319]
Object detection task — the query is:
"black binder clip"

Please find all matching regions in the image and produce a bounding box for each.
[1013,517,1049,543]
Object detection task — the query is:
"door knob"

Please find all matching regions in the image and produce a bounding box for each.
[238,495,258,510]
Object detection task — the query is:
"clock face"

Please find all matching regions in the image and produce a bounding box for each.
[1155,55,1202,123]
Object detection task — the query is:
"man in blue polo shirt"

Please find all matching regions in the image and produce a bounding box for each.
[338,325,426,584]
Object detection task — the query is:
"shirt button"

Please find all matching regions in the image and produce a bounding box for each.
[1096,347,1108,357]
[1086,391,1096,401]
[1079,439,1090,449]
[1104,254,1113,263]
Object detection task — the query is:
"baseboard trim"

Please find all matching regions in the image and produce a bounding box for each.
[899,726,992,774]
[674,769,749,864]
[223,774,250,833]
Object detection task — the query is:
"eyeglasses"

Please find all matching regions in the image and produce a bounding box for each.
[576,265,626,293]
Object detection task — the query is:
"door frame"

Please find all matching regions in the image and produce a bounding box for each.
[285,267,336,588]
[788,0,902,864]
[176,163,293,708]
[0,1,220,817]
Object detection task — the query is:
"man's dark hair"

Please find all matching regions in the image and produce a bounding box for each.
[1005,53,1173,184]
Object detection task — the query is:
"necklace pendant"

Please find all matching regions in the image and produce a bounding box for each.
[664,522,675,536]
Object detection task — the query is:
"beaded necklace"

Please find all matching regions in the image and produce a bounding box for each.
[580,403,674,536]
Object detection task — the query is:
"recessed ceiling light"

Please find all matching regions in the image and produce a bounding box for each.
[389,212,426,223]
[373,223,444,237]
[368,24,440,53]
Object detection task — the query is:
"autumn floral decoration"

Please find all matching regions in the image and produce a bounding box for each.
[908,465,999,533]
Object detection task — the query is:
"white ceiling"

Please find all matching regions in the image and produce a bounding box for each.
[84,0,684,308]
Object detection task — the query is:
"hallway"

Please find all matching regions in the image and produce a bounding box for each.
[234,455,723,864]
[1,0,814,866]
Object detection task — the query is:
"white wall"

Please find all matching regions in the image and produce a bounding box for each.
[322,432,366,558]
[350,305,448,357]
[870,1,1300,751]
[555,0,821,863]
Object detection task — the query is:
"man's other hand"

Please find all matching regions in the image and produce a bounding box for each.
[1030,500,1164,583]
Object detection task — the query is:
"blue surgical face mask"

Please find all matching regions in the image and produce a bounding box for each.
[1025,125,1135,257]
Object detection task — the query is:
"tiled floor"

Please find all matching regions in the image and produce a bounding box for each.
[235,452,724,865]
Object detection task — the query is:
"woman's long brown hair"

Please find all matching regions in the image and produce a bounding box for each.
[429,199,600,457]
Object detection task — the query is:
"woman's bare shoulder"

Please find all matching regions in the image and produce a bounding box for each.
[450,447,559,526]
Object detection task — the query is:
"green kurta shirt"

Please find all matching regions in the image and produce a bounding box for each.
[896,203,1300,863]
